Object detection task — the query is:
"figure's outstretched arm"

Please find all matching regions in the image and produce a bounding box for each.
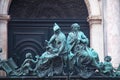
[21,59,28,67]
[48,35,56,44]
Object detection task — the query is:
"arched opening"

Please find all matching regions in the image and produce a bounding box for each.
[8,0,89,66]
[9,0,88,19]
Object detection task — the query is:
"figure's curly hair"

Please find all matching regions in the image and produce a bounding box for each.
[71,23,80,30]
[104,56,112,62]
[26,53,32,59]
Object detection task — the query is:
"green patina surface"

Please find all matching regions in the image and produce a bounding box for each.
[0,23,120,79]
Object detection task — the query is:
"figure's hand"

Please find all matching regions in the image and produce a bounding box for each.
[55,53,59,56]
[35,55,39,59]
[45,40,50,45]
[53,48,58,53]
[45,40,48,43]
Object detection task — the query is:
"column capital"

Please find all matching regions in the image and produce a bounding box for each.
[87,15,102,25]
[0,14,10,20]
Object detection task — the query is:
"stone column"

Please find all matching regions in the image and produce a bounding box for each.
[104,0,120,67]
[0,0,11,76]
[0,14,10,76]
[85,0,104,61]
[0,14,10,59]
[88,16,104,62]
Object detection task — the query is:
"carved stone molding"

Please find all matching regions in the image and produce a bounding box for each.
[85,0,101,17]
[87,15,102,25]
[0,14,10,20]
[84,0,91,16]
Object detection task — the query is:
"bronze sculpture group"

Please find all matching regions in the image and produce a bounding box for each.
[0,23,120,78]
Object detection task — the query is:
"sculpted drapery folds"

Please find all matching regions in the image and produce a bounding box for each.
[33,23,101,78]
[67,23,100,78]
[0,23,117,78]
[33,23,67,77]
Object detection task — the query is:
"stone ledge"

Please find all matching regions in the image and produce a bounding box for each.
[0,76,120,80]
[87,16,102,25]
[0,14,10,20]
[0,70,6,77]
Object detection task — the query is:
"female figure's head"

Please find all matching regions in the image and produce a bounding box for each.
[71,23,80,32]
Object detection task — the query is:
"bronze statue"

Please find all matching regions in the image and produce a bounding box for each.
[67,23,89,53]
[99,56,115,76]
[1,23,120,79]
[67,23,89,74]
[48,23,67,55]
[34,23,67,77]
[34,45,59,77]
[48,23,68,74]
[67,23,100,78]
[17,53,38,76]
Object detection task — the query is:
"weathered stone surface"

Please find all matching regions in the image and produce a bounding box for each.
[104,0,120,67]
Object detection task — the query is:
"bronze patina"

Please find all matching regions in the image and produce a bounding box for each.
[0,23,120,78]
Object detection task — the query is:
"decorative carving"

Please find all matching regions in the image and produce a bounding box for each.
[8,19,89,67]
[1,23,120,79]
[87,16,102,25]
[16,53,38,76]
[99,56,116,76]
[12,39,44,67]
[66,23,100,78]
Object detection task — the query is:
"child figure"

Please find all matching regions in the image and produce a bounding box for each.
[102,56,114,76]
[17,53,38,75]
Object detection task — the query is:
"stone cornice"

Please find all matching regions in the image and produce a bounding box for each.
[87,15,102,25]
[0,14,10,20]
